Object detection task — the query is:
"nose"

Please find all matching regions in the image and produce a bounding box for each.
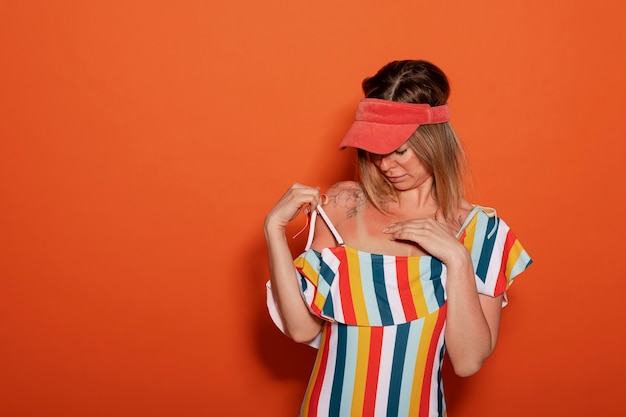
[376,154,397,172]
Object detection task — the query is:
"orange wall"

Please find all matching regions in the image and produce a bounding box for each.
[1,1,625,416]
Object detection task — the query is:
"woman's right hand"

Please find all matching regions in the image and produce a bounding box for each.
[264,183,322,233]
[265,183,325,343]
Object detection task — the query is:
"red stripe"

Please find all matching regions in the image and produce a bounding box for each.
[495,231,517,296]
[362,327,384,416]
[305,325,332,417]
[457,229,467,244]
[419,303,447,417]
[337,248,357,323]
[396,257,418,321]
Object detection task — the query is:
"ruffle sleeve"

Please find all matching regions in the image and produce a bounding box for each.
[265,249,325,348]
[460,208,532,302]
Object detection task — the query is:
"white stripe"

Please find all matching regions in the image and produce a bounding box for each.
[482,220,509,295]
[300,252,321,307]
[317,324,338,415]
[374,326,397,417]
[323,249,344,323]
[383,257,405,323]
[419,257,439,314]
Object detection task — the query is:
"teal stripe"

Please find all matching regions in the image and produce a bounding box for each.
[373,254,394,325]
[318,260,335,294]
[386,323,410,416]
[396,320,424,416]
[475,215,497,282]
[430,258,446,308]
[468,212,488,278]
[328,324,347,416]
[436,343,446,415]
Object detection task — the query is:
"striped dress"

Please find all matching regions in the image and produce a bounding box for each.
[267,206,532,417]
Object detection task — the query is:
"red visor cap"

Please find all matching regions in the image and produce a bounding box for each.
[338,98,450,154]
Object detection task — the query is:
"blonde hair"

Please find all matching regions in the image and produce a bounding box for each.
[357,123,468,220]
[356,60,469,220]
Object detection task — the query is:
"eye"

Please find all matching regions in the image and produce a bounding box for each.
[395,148,408,156]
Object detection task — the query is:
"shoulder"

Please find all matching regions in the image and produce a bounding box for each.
[309,182,366,250]
[325,181,364,196]
[451,199,476,230]
[458,203,507,241]
[323,181,369,218]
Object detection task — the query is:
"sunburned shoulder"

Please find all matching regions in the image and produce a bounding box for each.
[322,181,369,221]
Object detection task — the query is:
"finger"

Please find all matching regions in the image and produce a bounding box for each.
[382,223,397,234]
[293,184,321,201]
[384,219,426,233]
[388,229,425,242]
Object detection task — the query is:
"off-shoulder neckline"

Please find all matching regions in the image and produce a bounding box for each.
[304,205,495,258]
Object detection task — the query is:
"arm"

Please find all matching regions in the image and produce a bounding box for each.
[442,254,502,376]
[383,213,502,376]
[265,184,323,343]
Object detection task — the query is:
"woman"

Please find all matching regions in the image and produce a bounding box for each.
[264,60,532,417]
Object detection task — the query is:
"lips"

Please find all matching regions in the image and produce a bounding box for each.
[386,175,406,183]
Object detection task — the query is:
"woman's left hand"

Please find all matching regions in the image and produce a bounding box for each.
[382,211,468,265]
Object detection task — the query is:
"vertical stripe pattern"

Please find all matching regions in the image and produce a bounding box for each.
[287,207,532,417]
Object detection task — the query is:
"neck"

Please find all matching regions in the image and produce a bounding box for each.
[380,185,438,217]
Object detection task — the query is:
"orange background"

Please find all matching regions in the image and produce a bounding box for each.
[1,1,625,416]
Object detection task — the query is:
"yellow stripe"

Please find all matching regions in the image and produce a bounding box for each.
[346,247,369,325]
[408,257,429,317]
[462,215,478,252]
[351,326,371,415]
[408,310,439,416]
[505,239,524,280]
[296,258,320,286]
[295,258,328,311]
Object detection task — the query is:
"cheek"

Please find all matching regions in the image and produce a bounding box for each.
[407,159,429,175]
